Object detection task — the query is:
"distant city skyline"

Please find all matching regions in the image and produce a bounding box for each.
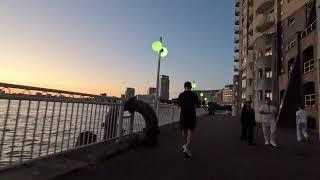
[0,0,234,98]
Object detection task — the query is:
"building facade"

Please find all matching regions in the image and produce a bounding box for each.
[125,88,135,99]
[136,94,155,104]
[159,75,170,100]
[148,87,156,95]
[194,90,221,103]
[234,0,319,131]
[222,85,234,106]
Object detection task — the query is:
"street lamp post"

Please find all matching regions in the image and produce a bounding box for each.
[200,92,204,107]
[152,37,168,114]
[204,97,208,110]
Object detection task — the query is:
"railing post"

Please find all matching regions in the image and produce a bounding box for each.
[116,95,126,142]
[128,113,135,134]
[171,104,175,127]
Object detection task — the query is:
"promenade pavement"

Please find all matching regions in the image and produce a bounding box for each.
[59,114,320,180]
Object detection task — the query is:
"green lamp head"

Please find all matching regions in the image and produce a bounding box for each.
[200,93,204,97]
[160,47,168,57]
[152,41,163,52]
[204,97,208,101]
[191,82,197,89]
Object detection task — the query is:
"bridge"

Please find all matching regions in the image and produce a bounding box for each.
[0,83,319,179]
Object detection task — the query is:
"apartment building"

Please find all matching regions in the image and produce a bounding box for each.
[234,0,319,131]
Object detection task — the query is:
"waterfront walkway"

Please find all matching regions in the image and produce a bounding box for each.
[59,115,320,180]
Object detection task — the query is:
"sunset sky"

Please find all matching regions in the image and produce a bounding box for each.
[0,0,234,98]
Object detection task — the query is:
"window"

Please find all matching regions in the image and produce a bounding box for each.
[242,92,246,99]
[265,68,272,78]
[304,59,315,73]
[265,47,272,56]
[265,90,272,100]
[249,79,253,86]
[258,69,263,78]
[305,94,316,106]
[304,82,315,106]
[242,79,246,88]
[288,16,295,26]
[288,40,296,50]
[281,11,284,16]
[258,91,263,101]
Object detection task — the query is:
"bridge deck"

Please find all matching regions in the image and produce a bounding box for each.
[59,115,320,180]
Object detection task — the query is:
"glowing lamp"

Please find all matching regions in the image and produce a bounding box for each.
[152,41,163,52]
[160,47,168,57]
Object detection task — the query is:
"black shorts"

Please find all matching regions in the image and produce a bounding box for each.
[180,111,197,130]
[180,118,196,130]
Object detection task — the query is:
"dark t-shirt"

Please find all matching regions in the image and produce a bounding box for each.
[178,91,200,122]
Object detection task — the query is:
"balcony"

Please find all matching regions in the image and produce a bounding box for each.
[235,0,240,7]
[256,14,275,33]
[256,55,273,69]
[235,8,240,16]
[256,0,275,14]
[235,26,239,34]
[234,55,239,63]
[257,79,273,90]
[234,65,239,72]
[234,45,239,53]
[234,36,239,43]
[235,17,239,25]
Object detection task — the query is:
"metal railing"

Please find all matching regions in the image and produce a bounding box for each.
[301,20,317,39]
[0,83,186,168]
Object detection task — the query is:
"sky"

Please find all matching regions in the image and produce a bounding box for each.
[0,0,234,98]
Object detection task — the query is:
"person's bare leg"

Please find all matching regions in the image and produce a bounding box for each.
[181,130,187,149]
[184,129,193,156]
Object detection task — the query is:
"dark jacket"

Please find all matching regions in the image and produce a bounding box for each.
[240,108,256,126]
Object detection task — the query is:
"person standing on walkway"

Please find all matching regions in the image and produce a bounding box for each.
[177,82,200,158]
[259,98,278,147]
[240,101,256,145]
[296,105,310,142]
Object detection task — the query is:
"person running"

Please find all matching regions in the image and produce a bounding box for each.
[177,82,200,158]
[259,98,278,147]
[240,101,256,145]
[296,105,310,142]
